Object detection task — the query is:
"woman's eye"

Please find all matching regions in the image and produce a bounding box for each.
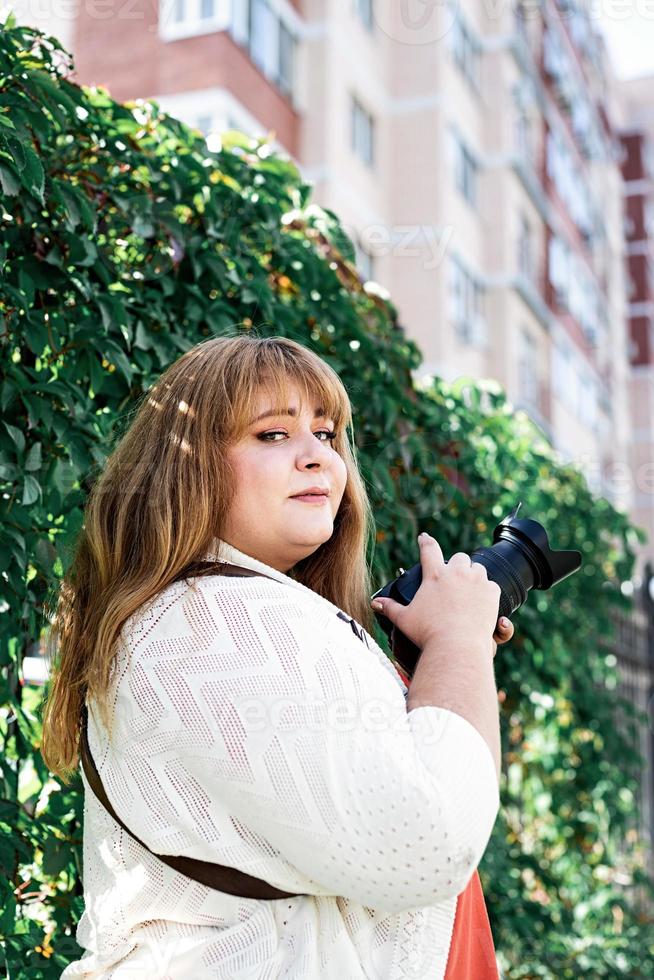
[258,431,287,442]
[257,430,337,443]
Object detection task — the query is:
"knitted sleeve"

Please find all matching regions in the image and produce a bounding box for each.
[102,575,500,916]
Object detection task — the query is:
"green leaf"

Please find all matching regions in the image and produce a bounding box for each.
[24,442,42,472]
[67,234,97,267]
[88,352,105,395]
[0,890,16,933]
[97,294,127,330]
[24,316,49,355]
[6,136,26,170]
[3,421,25,454]
[25,67,80,123]
[18,268,35,307]
[17,144,45,203]
[0,162,20,196]
[134,322,151,350]
[0,379,17,413]
[133,213,155,238]
[21,474,41,506]
[52,457,77,496]
[108,347,133,383]
[41,836,72,876]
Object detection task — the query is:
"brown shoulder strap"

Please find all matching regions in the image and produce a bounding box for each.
[174,560,265,583]
[80,561,305,901]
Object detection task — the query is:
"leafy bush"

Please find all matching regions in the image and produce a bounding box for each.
[1,16,653,977]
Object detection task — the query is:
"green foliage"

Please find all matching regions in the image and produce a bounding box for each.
[1,17,653,977]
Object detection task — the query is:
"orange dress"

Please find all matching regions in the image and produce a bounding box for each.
[443,869,499,979]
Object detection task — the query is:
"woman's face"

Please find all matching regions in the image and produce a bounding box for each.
[221,384,348,572]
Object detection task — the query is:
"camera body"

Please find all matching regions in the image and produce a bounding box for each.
[370,502,583,679]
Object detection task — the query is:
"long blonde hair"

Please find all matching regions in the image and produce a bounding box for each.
[40,334,376,781]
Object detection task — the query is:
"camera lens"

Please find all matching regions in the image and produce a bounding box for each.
[469,502,582,621]
[371,502,583,678]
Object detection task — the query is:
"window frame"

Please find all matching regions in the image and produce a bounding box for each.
[450,9,481,92]
[453,134,478,206]
[354,0,374,32]
[448,255,486,346]
[160,0,297,105]
[351,95,375,168]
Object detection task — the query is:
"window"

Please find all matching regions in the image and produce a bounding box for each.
[228,0,296,101]
[579,372,598,430]
[452,134,477,205]
[546,127,595,240]
[448,256,487,347]
[518,328,539,409]
[162,0,229,35]
[196,114,213,135]
[515,106,533,167]
[351,96,375,167]
[548,233,602,341]
[644,136,654,178]
[230,0,248,43]
[450,10,480,90]
[514,0,530,40]
[645,199,654,239]
[552,339,572,401]
[354,236,375,282]
[278,21,293,97]
[518,214,534,283]
[250,0,276,76]
[623,212,636,239]
[355,0,374,31]
[161,2,296,102]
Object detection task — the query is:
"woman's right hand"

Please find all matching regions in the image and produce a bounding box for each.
[371,532,502,654]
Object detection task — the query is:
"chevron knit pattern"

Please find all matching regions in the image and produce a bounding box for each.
[62,540,500,980]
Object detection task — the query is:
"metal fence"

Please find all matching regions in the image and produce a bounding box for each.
[600,562,654,909]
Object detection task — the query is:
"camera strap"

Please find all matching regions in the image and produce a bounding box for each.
[79,560,369,899]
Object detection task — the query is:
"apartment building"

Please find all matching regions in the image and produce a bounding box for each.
[613,77,654,872]
[617,78,654,579]
[23,0,645,563]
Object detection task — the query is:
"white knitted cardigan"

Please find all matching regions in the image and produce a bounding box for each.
[62,539,500,979]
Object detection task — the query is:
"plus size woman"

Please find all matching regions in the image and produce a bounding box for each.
[41,334,513,979]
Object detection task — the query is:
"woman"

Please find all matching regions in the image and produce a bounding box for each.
[41,334,513,979]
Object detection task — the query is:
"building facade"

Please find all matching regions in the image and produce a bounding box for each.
[618,77,654,580]
[24,0,650,570]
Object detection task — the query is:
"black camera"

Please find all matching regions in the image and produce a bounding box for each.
[370,502,583,679]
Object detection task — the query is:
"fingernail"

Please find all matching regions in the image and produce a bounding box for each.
[371,599,384,611]
[500,618,509,628]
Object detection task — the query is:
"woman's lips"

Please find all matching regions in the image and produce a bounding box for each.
[290,494,329,504]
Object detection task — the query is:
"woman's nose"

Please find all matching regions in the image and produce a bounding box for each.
[296,432,333,466]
